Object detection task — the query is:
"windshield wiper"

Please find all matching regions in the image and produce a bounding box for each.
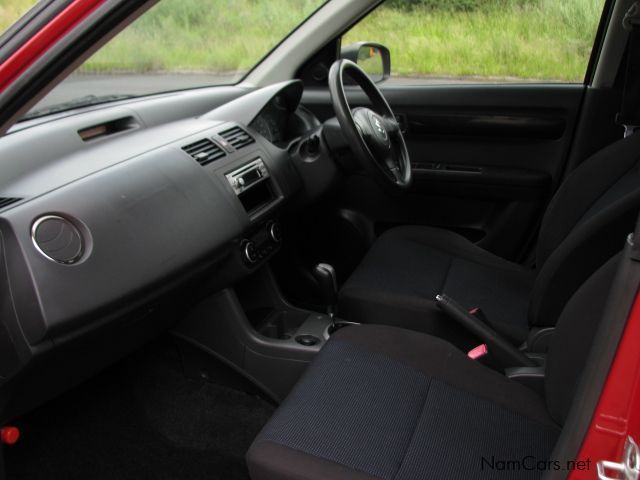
[22,94,135,120]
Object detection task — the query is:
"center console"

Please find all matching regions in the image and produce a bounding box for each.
[170,131,342,401]
[240,220,282,266]
[222,155,285,270]
[226,158,277,216]
[171,265,346,401]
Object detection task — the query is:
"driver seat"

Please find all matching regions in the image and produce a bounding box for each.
[339,132,640,344]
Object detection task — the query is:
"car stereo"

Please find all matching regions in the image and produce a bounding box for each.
[225,158,269,195]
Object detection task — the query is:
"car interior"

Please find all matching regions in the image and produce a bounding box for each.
[1,0,640,478]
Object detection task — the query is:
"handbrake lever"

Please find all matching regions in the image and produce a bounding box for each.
[436,294,536,368]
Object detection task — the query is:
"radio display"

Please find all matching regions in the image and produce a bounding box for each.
[226,159,269,195]
[241,168,262,185]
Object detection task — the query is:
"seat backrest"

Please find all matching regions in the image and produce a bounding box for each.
[544,253,621,425]
[529,133,640,327]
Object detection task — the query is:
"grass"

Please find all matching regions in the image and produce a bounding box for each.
[345,0,604,81]
[0,0,37,33]
[1,0,604,82]
[77,0,324,78]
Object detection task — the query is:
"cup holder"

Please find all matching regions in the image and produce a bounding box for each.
[253,310,308,340]
[295,335,321,347]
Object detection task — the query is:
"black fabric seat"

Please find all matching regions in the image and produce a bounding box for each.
[340,225,535,342]
[247,254,620,480]
[341,133,640,343]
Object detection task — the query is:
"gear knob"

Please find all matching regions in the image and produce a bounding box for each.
[312,263,338,319]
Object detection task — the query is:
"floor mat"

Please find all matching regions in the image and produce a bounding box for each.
[4,346,274,480]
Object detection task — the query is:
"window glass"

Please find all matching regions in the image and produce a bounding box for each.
[0,0,38,36]
[23,0,326,120]
[343,0,605,84]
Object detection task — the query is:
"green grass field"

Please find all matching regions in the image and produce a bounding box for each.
[345,0,604,81]
[0,0,36,32]
[1,0,604,82]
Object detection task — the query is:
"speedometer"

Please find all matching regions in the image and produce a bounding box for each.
[273,94,288,111]
[252,115,273,142]
[265,113,283,144]
[250,95,291,145]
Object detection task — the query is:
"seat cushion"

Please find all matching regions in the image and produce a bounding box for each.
[247,325,559,480]
[339,226,535,343]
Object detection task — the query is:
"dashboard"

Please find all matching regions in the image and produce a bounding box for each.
[0,79,337,421]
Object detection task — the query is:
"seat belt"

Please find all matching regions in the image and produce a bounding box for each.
[617,2,640,138]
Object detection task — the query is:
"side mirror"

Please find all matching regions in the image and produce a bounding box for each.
[341,42,391,83]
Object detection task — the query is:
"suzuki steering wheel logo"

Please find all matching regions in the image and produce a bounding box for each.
[374,116,388,140]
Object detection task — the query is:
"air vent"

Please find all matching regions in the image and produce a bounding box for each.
[219,126,255,150]
[0,197,21,210]
[32,215,84,264]
[182,139,226,166]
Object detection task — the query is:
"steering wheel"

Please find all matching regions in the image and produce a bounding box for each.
[328,59,412,191]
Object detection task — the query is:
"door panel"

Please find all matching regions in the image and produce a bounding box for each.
[302,84,586,261]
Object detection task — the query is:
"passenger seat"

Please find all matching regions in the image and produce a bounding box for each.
[247,252,622,479]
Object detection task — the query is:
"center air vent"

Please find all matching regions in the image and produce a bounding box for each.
[219,126,255,150]
[0,197,22,210]
[182,139,226,166]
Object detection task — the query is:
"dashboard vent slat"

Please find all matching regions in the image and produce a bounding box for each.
[219,126,255,150]
[182,139,226,166]
[0,197,22,210]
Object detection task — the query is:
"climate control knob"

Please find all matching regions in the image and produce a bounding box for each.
[267,221,282,243]
[242,240,258,264]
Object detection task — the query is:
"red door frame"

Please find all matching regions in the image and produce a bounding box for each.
[1,1,640,478]
[569,290,640,478]
[0,0,105,94]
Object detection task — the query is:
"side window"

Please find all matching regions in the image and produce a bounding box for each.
[1,1,37,35]
[343,0,605,84]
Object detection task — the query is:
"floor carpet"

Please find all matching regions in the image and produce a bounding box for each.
[4,345,274,480]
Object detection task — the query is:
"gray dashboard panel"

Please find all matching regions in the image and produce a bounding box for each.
[2,145,244,344]
[0,81,308,348]
[0,114,226,198]
[0,79,329,418]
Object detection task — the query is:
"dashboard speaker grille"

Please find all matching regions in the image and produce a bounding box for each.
[182,139,226,166]
[219,126,255,150]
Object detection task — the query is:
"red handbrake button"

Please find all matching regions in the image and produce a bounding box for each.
[468,344,488,360]
[1,426,20,445]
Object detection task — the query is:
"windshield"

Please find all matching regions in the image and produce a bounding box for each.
[21,0,327,120]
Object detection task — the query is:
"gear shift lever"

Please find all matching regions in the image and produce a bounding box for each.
[312,263,338,331]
